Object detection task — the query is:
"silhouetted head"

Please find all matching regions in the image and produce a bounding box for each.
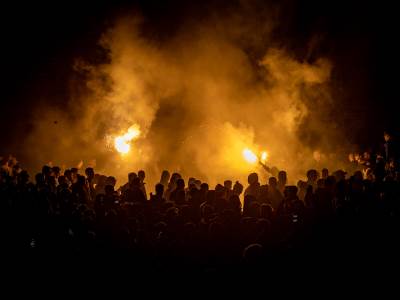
[131,177,141,187]
[64,169,72,181]
[52,166,61,177]
[18,170,29,184]
[188,177,196,186]
[194,180,202,189]
[106,176,116,187]
[166,206,179,222]
[35,173,45,186]
[77,175,86,187]
[85,167,95,180]
[160,170,170,184]
[128,172,137,184]
[233,181,243,195]
[58,175,67,186]
[278,171,287,184]
[268,177,277,188]
[306,169,318,182]
[170,173,181,184]
[176,178,185,190]
[322,168,329,179]
[297,180,307,190]
[215,184,225,199]
[42,165,52,178]
[200,183,209,192]
[248,173,259,185]
[155,183,164,196]
[48,176,57,187]
[333,170,347,181]
[71,168,79,183]
[138,170,145,181]
[260,203,273,220]
[188,182,196,190]
[215,183,224,193]
[259,184,269,196]
[224,180,232,190]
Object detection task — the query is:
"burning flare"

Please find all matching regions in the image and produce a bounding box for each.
[261,151,268,163]
[243,148,258,164]
[114,125,141,154]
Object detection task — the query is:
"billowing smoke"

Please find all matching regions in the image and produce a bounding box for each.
[23,5,350,189]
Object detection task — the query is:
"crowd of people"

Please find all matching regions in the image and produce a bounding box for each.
[1,131,400,275]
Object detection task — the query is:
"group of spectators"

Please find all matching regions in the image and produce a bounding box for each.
[1,131,400,275]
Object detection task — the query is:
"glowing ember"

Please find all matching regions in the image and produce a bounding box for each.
[261,151,268,163]
[243,148,258,164]
[114,125,141,154]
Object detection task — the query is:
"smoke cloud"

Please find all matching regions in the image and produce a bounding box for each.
[23,4,350,189]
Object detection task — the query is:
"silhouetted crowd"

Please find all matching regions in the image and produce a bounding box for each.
[1,131,400,275]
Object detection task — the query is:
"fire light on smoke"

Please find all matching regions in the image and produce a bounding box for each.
[243,148,258,164]
[114,125,141,154]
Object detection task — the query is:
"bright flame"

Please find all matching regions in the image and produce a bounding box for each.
[114,125,141,154]
[115,137,130,154]
[243,148,258,164]
[261,151,268,163]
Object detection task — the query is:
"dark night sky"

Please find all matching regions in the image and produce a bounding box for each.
[1,0,399,155]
